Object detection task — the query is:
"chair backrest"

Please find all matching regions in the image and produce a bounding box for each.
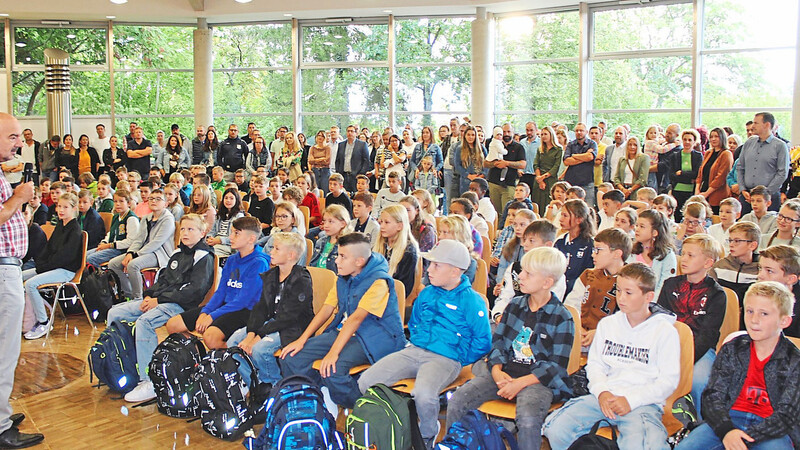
[199,254,220,307]
[299,205,311,232]
[487,221,495,242]
[242,201,249,214]
[307,266,337,315]
[663,321,694,434]
[789,336,800,350]
[711,215,721,224]
[472,258,488,296]
[214,189,223,205]
[183,205,190,214]
[675,255,682,275]
[305,238,314,265]
[531,202,539,217]
[72,232,89,284]
[99,212,113,232]
[174,221,181,248]
[318,197,326,211]
[717,287,741,352]
[394,279,406,324]
[405,258,424,310]
[481,235,491,263]
[563,304,583,375]
[42,223,55,239]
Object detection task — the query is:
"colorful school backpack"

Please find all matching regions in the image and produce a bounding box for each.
[148,333,206,418]
[245,375,343,450]
[436,410,519,450]
[346,383,426,450]
[87,319,139,394]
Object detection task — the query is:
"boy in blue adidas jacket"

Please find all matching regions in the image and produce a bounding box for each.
[166,216,270,349]
[358,239,492,447]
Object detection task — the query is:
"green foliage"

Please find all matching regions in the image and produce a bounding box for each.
[114,25,193,69]
[213,24,291,68]
[593,3,692,53]
[302,24,387,62]
[14,27,106,66]
[497,12,579,61]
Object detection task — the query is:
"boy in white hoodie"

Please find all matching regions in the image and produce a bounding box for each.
[543,262,680,450]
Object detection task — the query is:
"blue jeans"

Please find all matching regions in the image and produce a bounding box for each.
[227,326,283,385]
[693,348,716,420]
[580,184,596,208]
[675,410,792,450]
[86,248,124,267]
[313,168,331,196]
[106,300,185,381]
[543,394,669,450]
[443,168,459,215]
[279,330,369,409]
[23,268,76,324]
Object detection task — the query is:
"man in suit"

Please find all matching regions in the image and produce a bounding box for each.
[335,125,371,193]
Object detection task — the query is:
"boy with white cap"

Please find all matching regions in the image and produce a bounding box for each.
[357,239,492,449]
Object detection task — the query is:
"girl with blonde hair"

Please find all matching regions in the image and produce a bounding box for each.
[188,184,215,232]
[310,204,351,273]
[374,204,420,295]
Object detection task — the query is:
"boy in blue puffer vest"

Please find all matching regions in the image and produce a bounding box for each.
[357,239,492,448]
[280,232,406,410]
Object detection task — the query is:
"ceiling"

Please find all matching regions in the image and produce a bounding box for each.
[1,0,590,24]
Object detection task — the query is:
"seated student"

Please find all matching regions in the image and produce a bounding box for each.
[351,174,371,200]
[687,195,714,229]
[499,183,534,228]
[295,173,322,228]
[107,213,215,402]
[345,192,380,247]
[167,216,269,350]
[126,171,143,204]
[757,245,800,337]
[709,221,761,312]
[373,204,419,296]
[86,189,140,267]
[267,176,282,203]
[676,202,707,254]
[675,281,800,450]
[210,166,226,193]
[228,232,314,386]
[566,228,632,348]
[206,187,245,258]
[556,199,596,297]
[76,190,106,250]
[45,181,66,225]
[94,179,114,213]
[566,186,585,201]
[760,198,800,250]
[29,187,48,226]
[22,207,47,271]
[544,263,680,450]
[40,178,53,208]
[653,193,678,233]
[310,205,351,273]
[61,175,78,193]
[614,207,637,238]
[189,184,216,233]
[22,193,84,340]
[247,175,274,236]
[77,173,98,197]
[741,185,778,237]
[280,233,406,410]
[134,181,153,218]
[495,209,536,285]
[400,195,436,255]
[325,173,353,217]
[621,186,657,213]
[108,189,176,302]
[373,171,406,218]
[411,188,438,228]
[469,178,497,227]
[423,215,479,286]
[460,191,487,224]
[359,240,492,448]
[493,220,566,323]
[598,189,624,232]
[595,182,613,213]
[631,209,678,299]
[491,202,527,269]
[234,169,249,194]
[168,172,190,207]
[276,167,292,190]
[708,197,741,255]
[449,199,485,254]
[658,234,726,420]
[544,181,570,232]
[413,155,440,200]
[258,200,307,265]
[163,183,184,222]
[448,247,572,450]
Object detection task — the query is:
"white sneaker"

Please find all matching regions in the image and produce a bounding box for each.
[24,322,51,340]
[124,380,156,403]
[320,386,339,419]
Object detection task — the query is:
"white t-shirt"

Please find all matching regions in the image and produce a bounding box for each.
[477,197,498,226]
[3,155,23,184]
[608,143,625,182]
[707,223,731,255]
[20,142,37,168]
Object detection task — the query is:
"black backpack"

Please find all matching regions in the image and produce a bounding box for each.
[193,347,261,440]
[79,265,122,322]
[567,419,619,450]
[87,319,139,394]
[148,333,207,418]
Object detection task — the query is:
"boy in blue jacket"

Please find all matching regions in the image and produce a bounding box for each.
[357,239,492,447]
[166,216,270,349]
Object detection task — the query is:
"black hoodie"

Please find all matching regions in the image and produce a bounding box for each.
[143,240,215,310]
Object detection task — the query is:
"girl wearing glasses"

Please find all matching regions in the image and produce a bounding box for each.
[260,201,307,266]
[676,202,707,254]
[760,199,800,250]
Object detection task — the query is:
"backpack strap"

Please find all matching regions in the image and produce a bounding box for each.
[225,347,259,393]
[590,419,618,441]
[499,427,520,450]
[406,397,427,450]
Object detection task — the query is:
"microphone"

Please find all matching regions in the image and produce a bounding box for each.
[23,163,33,184]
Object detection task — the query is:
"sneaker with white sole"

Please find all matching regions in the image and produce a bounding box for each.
[24,322,51,340]
[124,380,156,403]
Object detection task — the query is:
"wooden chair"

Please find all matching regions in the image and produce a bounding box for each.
[183,205,190,214]
[711,215,721,225]
[675,255,682,276]
[487,221,496,242]
[99,212,113,232]
[318,197,325,211]
[404,259,424,319]
[788,336,800,349]
[305,238,314,265]
[42,223,55,239]
[481,235,491,266]
[199,255,220,307]
[242,201,249,213]
[531,202,539,217]
[42,232,95,341]
[472,258,488,296]
[299,205,311,232]
[174,221,181,248]
[717,287,741,352]
[214,190,223,205]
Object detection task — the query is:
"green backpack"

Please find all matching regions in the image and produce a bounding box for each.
[345,384,426,450]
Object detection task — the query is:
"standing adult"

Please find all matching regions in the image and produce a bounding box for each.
[613,136,650,200]
[484,123,526,215]
[76,134,101,178]
[217,124,248,182]
[91,124,110,164]
[124,122,137,144]
[170,124,190,156]
[269,126,287,172]
[126,126,152,179]
[453,125,486,195]
[602,126,627,184]
[151,131,167,172]
[328,125,343,174]
[56,134,79,178]
[518,121,541,195]
[0,112,45,448]
[19,129,40,184]
[531,126,563,214]
[242,122,256,145]
[39,135,61,182]
[589,126,606,188]
[695,127,733,214]
[657,124,683,193]
[102,135,127,181]
[441,120,459,215]
[190,125,205,165]
[563,123,598,207]
[309,131,332,195]
[670,129,703,221]
[335,125,370,192]
[408,126,443,182]
[737,112,789,214]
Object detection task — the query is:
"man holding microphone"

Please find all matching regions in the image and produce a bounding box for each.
[0,112,45,448]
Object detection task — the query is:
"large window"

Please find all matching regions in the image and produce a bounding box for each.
[0,21,5,68]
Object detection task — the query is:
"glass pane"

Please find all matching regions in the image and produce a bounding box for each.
[396,66,471,113]
[703,0,798,49]
[12,71,110,116]
[12,71,45,116]
[395,113,468,134]
[301,68,389,112]
[114,72,195,115]
[494,114,580,136]
[213,24,291,68]
[496,63,579,111]
[214,70,293,115]
[114,117,194,143]
[497,11,580,62]
[300,114,389,136]
[302,24,388,63]
[700,111,792,141]
[701,49,795,108]
[395,18,472,64]
[589,112,692,140]
[114,25,193,70]
[592,56,692,109]
[593,3,693,53]
[213,116,294,140]
[14,27,107,66]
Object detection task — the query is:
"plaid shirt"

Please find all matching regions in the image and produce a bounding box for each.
[0,172,28,258]
[491,225,515,259]
[488,292,574,401]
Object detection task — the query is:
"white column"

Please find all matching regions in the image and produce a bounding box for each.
[792,3,800,145]
[193,18,213,128]
[471,7,494,129]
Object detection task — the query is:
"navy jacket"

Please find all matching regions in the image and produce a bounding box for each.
[78,208,106,250]
[335,139,370,176]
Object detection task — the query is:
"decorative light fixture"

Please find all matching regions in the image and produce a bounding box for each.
[283,13,292,17]
[66,34,77,39]
[110,0,128,4]
[106,15,116,19]
[234,0,252,3]
[383,10,392,13]
[15,42,26,47]
[0,13,9,17]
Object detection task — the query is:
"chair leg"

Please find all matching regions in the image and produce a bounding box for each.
[44,287,62,342]
[70,283,96,329]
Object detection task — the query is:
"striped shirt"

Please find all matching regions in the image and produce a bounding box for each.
[0,172,28,258]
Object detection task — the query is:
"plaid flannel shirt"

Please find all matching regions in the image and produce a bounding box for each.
[491,225,515,259]
[488,292,574,401]
[0,172,28,258]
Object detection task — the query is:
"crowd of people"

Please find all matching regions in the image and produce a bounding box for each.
[5,110,800,449]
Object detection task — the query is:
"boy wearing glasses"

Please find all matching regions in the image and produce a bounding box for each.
[710,221,761,322]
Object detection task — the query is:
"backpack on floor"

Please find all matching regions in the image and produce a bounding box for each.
[87,319,139,394]
[79,265,122,322]
[193,347,260,440]
[245,374,343,450]
[436,410,519,450]
[346,383,426,450]
[566,419,619,450]
[148,333,207,418]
